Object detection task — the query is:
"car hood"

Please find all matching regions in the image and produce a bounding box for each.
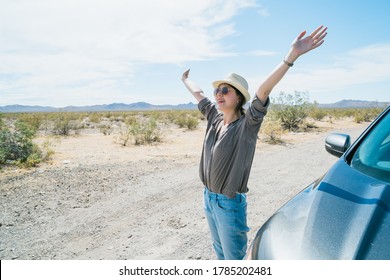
[247,159,390,259]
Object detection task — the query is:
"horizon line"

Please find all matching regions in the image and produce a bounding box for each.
[1,99,390,109]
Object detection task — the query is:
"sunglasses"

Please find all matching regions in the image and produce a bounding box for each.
[214,86,232,95]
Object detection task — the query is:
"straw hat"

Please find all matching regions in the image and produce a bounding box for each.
[212,73,251,103]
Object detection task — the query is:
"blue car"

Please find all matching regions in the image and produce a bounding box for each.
[245,106,390,259]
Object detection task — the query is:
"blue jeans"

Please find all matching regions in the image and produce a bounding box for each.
[203,187,250,260]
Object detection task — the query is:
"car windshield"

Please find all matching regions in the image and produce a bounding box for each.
[351,109,390,183]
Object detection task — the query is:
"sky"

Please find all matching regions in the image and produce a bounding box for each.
[0,0,389,107]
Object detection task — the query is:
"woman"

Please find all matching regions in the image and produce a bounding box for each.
[181,26,327,260]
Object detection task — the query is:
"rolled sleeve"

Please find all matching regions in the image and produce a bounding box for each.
[198,97,218,122]
[198,97,210,112]
[247,96,270,126]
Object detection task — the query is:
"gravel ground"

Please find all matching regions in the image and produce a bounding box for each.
[0,119,369,260]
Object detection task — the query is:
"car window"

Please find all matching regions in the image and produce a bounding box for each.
[351,109,390,183]
[382,134,390,146]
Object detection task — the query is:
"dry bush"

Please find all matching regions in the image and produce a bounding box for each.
[271,91,311,131]
[162,110,201,130]
[0,120,53,167]
[116,117,162,146]
[98,124,114,135]
[260,116,285,145]
[175,115,199,130]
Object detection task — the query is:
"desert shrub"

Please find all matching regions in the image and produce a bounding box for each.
[334,108,356,119]
[308,102,327,121]
[23,145,43,167]
[187,110,204,120]
[117,118,162,146]
[164,111,200,130]
[271,91,311,131]
[260,113,284,144]
[52,113,81,136]
[0,121,37,164]
[354,111,372,123]
[145,110,164,121]
[0,113,4,129]
[176,115,199,130]
[164,111,180,125]
[88,113,102,123]
[299,119,319,132]
[14,113,45,131]
[117,125,132,146]
[132,118,162,145]
[125,115,137,126]
[23,140,54,167]
[353,108,383,123]
[310,109,327,121]
[109,112,126,123]
[161,110,203,127]
[99,124,114,135]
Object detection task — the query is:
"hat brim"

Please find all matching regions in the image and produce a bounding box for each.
[212,80,251,104]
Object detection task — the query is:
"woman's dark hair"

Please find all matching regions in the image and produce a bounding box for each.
[231,85,246,115]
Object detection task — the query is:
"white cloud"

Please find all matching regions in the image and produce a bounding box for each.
[0,0,258,60]
[0,0,257,106]
[252,43,390,100]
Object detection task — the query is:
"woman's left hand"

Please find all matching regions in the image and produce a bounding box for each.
[291,25,327,57]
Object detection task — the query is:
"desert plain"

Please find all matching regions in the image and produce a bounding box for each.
[0,117,369,260]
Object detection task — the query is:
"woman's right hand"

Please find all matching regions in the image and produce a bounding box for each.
[181,68,205,102]
[182,69,190,82]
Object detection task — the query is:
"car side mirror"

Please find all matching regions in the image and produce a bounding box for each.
[325,133,351,158]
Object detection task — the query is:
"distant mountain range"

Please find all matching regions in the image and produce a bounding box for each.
[0,102,198,113]
[0,99,389,113]
[318,100,389,109]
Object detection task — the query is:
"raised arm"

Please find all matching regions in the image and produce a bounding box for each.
[181,69,206,103]
[256,25,328,104]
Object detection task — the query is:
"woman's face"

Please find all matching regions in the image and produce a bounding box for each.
[214,83,240,113]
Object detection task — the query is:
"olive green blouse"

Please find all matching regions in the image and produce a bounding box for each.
[198,96,269,198]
